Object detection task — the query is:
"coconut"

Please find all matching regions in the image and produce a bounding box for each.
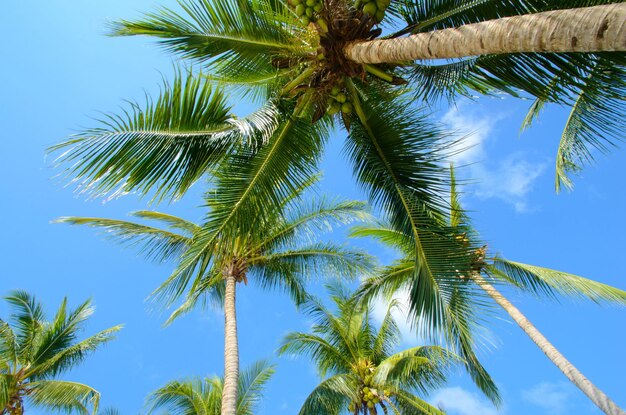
[295,4,305,15]
[362,1,377,16]
[335,93,347,103]
[305,7,314,17]
[341,102,353,114]
[375,8,385,22]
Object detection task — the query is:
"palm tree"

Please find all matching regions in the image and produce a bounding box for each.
[352,167,626,415]
[56,172,373,415]
[49,0,626,407]
[279,284,461,415]
[148,360,275,415]
[0,291,122,415]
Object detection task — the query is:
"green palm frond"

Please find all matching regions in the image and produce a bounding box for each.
[54,216,191,263]
[279,332,353,377]
[554,55,626,192]
[29,326,121,380]
[27,380,100,415]
[147,360,275,415]
[371,300,401,362]
[5,291,45,363]
[489,259,626,305]
[110,0,311,75]
[398,0,621,34]
[50,71,280,202]
[148,378,211,415]
[297,374,353,415]
[155,102,327,306]
[393,389,445,415]
[131,211,201,235]
[236,360,276,415]
[0,320,18,368]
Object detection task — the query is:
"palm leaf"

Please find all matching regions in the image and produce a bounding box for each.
[27,380,100,415]
[50,71,280,202]
[489,258,626,304]
[54,216,192,263]
[297,374,354,415]
[236,360,276,415]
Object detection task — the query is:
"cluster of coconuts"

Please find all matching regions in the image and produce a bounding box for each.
[347,374,394,412]
[327,83,353,115]
[289,0,329,31]
[355,0,390,23]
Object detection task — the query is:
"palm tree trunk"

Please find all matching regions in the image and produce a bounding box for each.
[473,275,625,415]
[221,274,239,415]
[345,3,626,64]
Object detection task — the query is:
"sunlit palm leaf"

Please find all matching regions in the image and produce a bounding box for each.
[50,71,280,202]
[27,380,100,415]
[489,259,626,304]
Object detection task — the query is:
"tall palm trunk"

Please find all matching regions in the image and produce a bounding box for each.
[473,275,625,415]
[345,3,626,63]
[221,274,239,415]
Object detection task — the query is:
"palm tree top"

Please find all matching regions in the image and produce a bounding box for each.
[0,291,122,415]
[280,284,461,414]
[147,360,275,415]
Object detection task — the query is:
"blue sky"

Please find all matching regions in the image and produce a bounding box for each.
[2,1,625,415]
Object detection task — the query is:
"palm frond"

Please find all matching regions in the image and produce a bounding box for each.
[297,374,354,415]
[236,360,276,415]
[371,299,402,362]
[393,389,446,415]
[110,0,311,74]
[27,380,100,415]
[5,291,45,363]
[0,320,18,368]
[50,71,280,202]
[279,332,353,377]
[147,378,210,415]
[54,216,191,263]
[489,259,626,305]
[154,101,326,306]
[555,55,626,192]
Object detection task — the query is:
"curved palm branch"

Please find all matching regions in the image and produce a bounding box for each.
[49,71,281,202]
[488,259,626,304]
[147,360,275,415]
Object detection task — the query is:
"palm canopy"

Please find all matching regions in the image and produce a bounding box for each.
[51,0,626,197]
[279,284,461,415]
[147,360,275,415]
[0,291,121,415]
[56,172,374,321]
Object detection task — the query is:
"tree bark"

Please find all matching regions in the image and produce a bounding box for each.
[474,276,625,415]
[345,3,626,64]
[221,274,239,415]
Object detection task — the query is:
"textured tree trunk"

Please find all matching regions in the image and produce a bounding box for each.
[345,3,626,64]
[221,274,239,415]
[474,276,625,415]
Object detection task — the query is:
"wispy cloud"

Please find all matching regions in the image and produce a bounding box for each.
[442,103,547,213]
[521,381,572,414]
[431,386,501,415]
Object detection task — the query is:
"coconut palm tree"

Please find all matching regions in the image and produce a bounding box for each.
[148,360,275,415]
[0,291,122,415]
[352,167,626,415]
[49,0,626,406]
[279,284,461,415]
[56,170,373,415]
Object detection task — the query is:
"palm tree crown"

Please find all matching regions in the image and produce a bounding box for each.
[148,360,275,415]
[280,284,461,415]
[0,291,121,415]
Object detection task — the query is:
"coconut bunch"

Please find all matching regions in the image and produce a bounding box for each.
[354,0,390,23]
[289,0,329,32]
[326,80,353,115]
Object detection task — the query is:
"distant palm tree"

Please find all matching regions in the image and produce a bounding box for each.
[148,360,275,415]
[353,167,626,415]
[0,291,121,415]
[279,284,460,415]
[57,173,373,415]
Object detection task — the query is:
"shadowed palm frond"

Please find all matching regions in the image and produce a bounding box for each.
[110,0,311,77]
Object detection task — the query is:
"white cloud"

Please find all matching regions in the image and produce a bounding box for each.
[441,105,547,213]
[431,387,501,415]
[521,381,572,414]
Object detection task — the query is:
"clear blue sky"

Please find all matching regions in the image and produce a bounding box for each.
[2,2,625,415]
